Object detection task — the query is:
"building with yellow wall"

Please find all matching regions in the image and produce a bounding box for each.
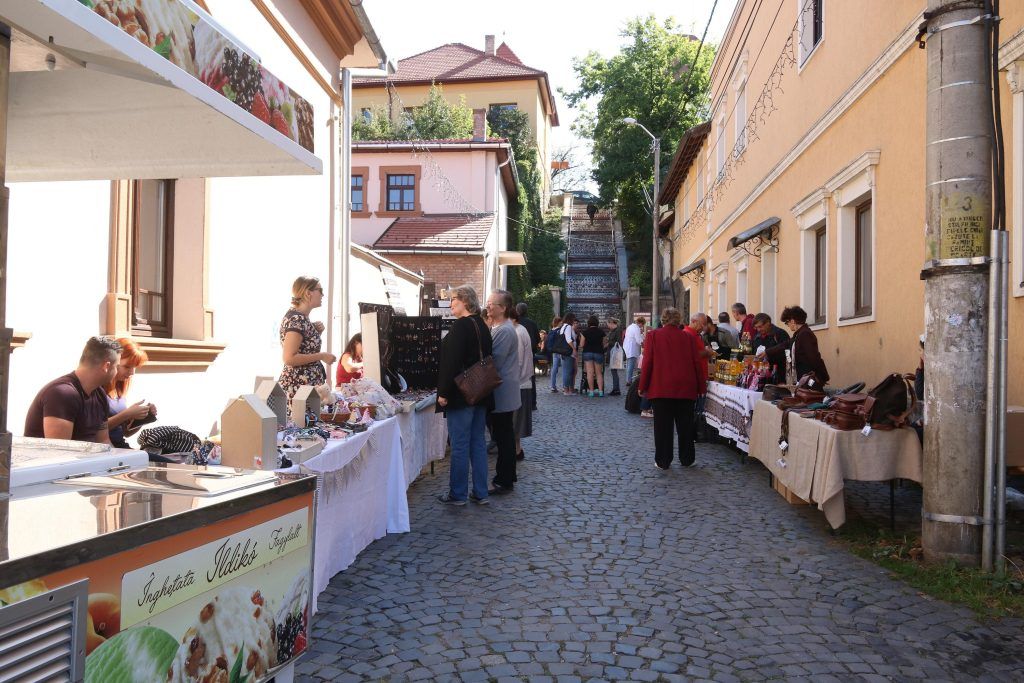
[660,0,1024,403]
[352,35,558,201]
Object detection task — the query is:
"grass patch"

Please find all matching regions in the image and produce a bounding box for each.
[833,518,1024,618]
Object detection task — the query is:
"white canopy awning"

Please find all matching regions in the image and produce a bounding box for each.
[2,0,322,181]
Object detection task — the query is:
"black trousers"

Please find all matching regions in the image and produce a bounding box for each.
[490,410,517,488]
[652,398,696,467]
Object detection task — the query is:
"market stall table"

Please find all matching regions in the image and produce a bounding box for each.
[703,381,763,453]
[748,400,923,528]
[396,395,448,488]
[278,416,407,599]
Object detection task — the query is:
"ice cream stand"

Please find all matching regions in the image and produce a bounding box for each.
[0,1,339,680]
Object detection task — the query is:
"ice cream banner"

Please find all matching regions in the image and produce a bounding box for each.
[0,493,314,683]
[78,0,316,152]
[121,507,308,629]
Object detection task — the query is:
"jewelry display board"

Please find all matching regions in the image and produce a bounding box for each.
[389,316,441,390]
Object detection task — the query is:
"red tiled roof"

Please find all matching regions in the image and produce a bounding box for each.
[658,121,711,205]
[496,42,523,65]
[359,43,543,83]
[373,213,495,250]
[353,42,559,126]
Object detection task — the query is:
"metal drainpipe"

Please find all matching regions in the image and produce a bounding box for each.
[0,26,11,500]
[340,68,352,362]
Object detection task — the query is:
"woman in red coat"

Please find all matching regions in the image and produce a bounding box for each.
[639,307,708,469]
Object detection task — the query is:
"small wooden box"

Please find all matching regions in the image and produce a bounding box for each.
[221,394,278,470]
[772,476,809,505]
[255,380,288,428]
[290,385,321,426]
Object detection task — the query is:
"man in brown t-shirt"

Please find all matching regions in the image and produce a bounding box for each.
[24,337,121,443]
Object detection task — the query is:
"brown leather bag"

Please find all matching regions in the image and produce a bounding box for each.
[867,373,916,429]
[763,384,794,402]
[454,319,502,406]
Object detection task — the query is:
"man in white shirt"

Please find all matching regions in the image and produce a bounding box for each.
[623,316,646,385]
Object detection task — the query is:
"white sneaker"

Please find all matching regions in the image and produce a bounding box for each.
[640,410,654,418]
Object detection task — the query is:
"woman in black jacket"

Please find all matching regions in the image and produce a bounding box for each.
[775,306,830,384]
[437,285,494,506]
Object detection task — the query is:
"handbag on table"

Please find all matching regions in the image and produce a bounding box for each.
[454,319,502,405]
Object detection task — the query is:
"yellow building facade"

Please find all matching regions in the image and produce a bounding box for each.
[352,38,558,201]
[663,0,1024,403]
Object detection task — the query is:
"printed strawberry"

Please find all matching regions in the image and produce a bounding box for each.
[293,631,307,654]
[251,93,271,124]
[271,109,292,138]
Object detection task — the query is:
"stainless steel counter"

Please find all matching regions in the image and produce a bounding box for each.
[0,463,316,588]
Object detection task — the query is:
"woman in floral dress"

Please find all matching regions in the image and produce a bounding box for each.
[280,276,336,397]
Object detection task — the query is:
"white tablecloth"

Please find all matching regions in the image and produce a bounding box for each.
[396,398,448,488]
[703,381,763,452]
[278,417,408,599]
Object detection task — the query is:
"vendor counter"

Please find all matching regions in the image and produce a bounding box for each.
[703,381,763,453]
[1,459,317,683]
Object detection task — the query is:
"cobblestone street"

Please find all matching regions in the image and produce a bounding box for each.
[299,388,1024,682]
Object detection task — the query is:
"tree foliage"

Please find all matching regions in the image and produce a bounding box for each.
[487,107,564,301]
[564,16,715,294]
[352,84,475,141]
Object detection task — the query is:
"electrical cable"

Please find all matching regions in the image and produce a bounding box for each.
[988,0,1006,233]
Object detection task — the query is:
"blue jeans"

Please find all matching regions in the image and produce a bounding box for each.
[609,368,621,392]
[625,356,639,385]
[446,405,488,501]
[563,354,576,390]
[550,354,564,389]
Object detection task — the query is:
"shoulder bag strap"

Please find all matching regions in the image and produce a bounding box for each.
[470,317,485,361]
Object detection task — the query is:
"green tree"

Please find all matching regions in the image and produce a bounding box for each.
[410,85,474,140]
[352,84,475,141]
[564,16,715,294]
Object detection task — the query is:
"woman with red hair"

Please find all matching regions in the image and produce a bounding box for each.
[106,337,156,448]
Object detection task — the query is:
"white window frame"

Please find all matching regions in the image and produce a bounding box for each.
[792,188,830,331]
[760,240,778,320]
[713,263,728,318]
[826,150,880,327]
[683,181,691,222]
[731,251,748,311]
[1007,62,1024,297]
[716,115,727,177]
[732,54,749,158]
[797,0,825,71]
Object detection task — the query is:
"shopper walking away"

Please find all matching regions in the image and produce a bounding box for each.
[516,302,540,410]
[623,316,645,385]
[639,307,707,468]
[512,312,534,460]
[605,318,623,395]
[546,316,563,391]
[486,289,522,493]
[436,285,494,506]
[580,316,607,396]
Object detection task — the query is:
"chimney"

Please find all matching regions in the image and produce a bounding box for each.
[472,108,486,142]
[484,35,495,55]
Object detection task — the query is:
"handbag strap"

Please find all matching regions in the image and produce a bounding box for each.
[470,316,485,362]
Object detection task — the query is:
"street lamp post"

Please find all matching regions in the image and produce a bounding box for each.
[623,118,661,327]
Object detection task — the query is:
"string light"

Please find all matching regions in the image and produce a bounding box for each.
[672,0,806,243]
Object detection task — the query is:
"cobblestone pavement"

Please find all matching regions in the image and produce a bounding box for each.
[299,388,1024,682]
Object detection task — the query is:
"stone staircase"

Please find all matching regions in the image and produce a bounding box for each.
[564,207,623,323]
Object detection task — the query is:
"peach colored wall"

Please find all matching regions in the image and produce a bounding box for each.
[352,79,552,198]
[350,148,499,246]
[669,0,1024,399]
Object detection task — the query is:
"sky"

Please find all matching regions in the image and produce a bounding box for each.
[362,0,738,187]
